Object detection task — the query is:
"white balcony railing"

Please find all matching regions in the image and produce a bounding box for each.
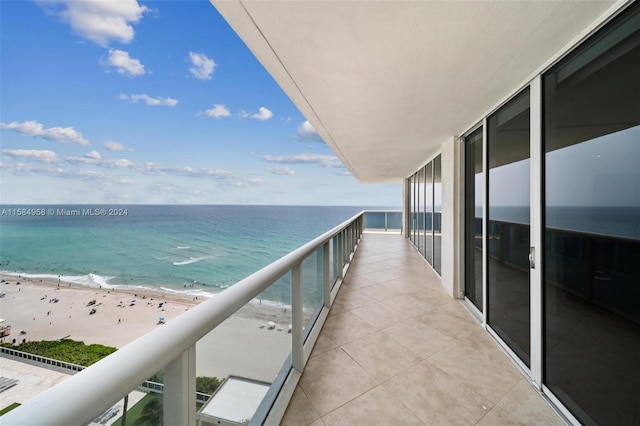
[2,210,400,425]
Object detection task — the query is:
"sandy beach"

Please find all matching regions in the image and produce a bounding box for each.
[0,273,292,383]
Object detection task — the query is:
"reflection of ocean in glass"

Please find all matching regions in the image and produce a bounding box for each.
[485,206,640,240]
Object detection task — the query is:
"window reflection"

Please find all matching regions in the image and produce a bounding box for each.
[487,88,531,367]
[465,128,483,311]
[543,3,640,424]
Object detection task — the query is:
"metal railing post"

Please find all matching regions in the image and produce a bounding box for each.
[323,242,331,308]
[163,345,196,426]
[337,232,344,279]
[291,263,304,372]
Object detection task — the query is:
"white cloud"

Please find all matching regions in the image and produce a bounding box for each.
[204,104,231,118]
[261,153,344,168]
[119,94,178,106]
[2,149,60,163]
[66,156,135,169]
[137,162,264,187]
[104,141,131,152]
[189,52,216,80]
[268,166,295,175]
[37,0,149,47]
[102,49,145,76]
[251,107,273,121]
[0,120,89,145]
[298,120,323,142]
[84,150,101,160]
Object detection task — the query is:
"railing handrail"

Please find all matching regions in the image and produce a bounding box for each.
[2,210,367,426]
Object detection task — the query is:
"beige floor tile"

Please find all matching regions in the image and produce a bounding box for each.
[332,287,376,311]
[320,311,378,346]
[281,386,321,426]
[497,380,565,426]
[383,360,491,426]
[359,283,403,302]
[299,348,377,416]
[351,301,411,329]
[321,386,424,426]
[381,318,458,359]
[476,406,525,426]
[427,338,522,404]
[382,294,437,317]
[309,332,338,359]
[342,331,421,382]
[326,300,348,317]
[414,306,481,340]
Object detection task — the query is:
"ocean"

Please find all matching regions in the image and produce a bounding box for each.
[484,205,640,240]
[0,205,380,300]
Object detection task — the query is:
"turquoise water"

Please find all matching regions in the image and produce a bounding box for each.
[0,205,377,299]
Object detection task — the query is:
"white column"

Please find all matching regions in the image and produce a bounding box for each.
[163,345,196,426]
[403,178,410,238]
[440,136,457,298]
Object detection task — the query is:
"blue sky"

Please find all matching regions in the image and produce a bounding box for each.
[0,0,400,206]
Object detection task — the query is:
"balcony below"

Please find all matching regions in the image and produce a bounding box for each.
[282,232,564,425]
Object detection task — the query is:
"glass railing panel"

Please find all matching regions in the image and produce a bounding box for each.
[331,236,339,289]
[92,368,165,425]
[363,211,402,231]
[365,212,385,229]
[302,247,324,333]
[342,230,348,268]
[386,212,402,230]
[196,273,291,395]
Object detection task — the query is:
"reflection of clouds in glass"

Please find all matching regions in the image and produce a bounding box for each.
[489,158,530,207]
[546,125,640,207]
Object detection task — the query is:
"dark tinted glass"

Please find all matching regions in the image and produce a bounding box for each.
[543,3,640,424]
[433,155,442,274]
[465,128,483,310]
[425,162,434,265]
[488,87,531,366]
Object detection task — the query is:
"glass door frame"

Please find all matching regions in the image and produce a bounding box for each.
[460,80,543,385]
[460,121,486,323]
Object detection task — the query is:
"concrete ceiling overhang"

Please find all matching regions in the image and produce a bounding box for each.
[211,0,619,183]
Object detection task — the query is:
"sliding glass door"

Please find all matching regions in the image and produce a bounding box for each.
[464,128,484,311]
[543,3,640,424]
[487,88,531,367]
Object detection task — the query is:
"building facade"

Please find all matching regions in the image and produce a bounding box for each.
[406,3,639,424]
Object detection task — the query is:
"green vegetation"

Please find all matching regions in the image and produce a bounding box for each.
[0,402,21,416]
[0,339,116,367]
[2,340,222,424]
[113,394,155,426]
[112,375,221,425]
[133,395,162,426]
[196,376,222,395]
[147,371,222,395]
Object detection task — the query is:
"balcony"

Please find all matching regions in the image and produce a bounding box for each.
[2,211,563,425]
[281,232,563,425]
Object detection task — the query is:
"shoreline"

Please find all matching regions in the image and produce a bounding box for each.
[0,273,293,382]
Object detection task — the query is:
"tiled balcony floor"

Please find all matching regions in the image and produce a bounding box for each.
[282,233,565,426]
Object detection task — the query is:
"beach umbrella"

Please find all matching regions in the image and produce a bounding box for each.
[159,316,165,321]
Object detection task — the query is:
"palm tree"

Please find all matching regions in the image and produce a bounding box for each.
[134,396,162,426]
